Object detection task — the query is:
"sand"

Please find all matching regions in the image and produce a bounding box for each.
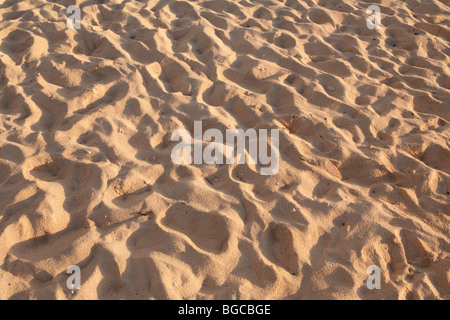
[0,0,449,300]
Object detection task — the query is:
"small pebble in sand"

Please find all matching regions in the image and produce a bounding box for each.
[327,86,335,91]
[118,128,124,133]
[292,208,296,213]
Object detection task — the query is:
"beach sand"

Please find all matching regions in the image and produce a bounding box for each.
[0,0,449,299]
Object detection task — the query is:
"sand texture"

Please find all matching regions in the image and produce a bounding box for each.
[0,0,449,300]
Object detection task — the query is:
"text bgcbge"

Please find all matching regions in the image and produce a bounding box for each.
[222,305,270,315]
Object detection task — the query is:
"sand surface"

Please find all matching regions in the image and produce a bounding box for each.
[0,0,449,300]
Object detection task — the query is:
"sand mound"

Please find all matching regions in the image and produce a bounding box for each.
[0,0,449,299]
